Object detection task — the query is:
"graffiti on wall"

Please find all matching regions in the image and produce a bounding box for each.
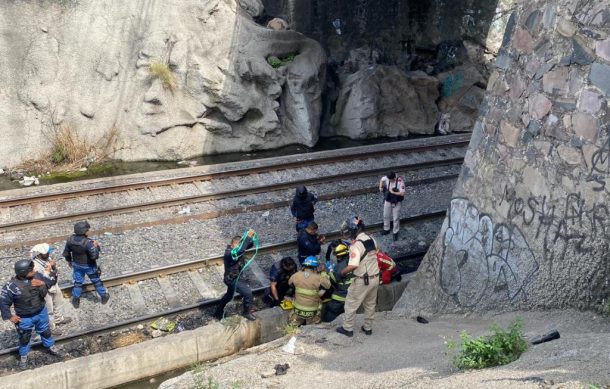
[587,137,610,194]
[439,198,538,307]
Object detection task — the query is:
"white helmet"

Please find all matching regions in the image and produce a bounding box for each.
[30,243,53,258]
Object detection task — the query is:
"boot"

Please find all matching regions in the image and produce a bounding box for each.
[101,293,110,305]
[393,233,399,242]
[381,229,391,236]
[71,297,80,309]
[18,356,27,370]
[336,326,353,337]
[47,345,65,358]
[361,326,372,336]
[242,312,257,321]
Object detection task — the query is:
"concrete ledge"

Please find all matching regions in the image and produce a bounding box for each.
[376,274,413,312]
[1,309,289,389]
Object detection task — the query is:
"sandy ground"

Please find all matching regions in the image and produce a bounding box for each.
[160,310,610,389]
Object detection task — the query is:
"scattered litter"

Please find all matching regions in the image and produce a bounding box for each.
[178,206,191,215]
[151,329,163,338]
[177,160,189,166]
[274,363,290,376]
[19,176,39,186]
[416,316,429,324]
[176,324,185,333]
[0,168,4,175]
[78,167,88,172]
[281,336,297,354]
[531,330,560,345]
[136,324,144,330]
[151,317,176,332]
[261,211,270,218]
[104,232,113,237]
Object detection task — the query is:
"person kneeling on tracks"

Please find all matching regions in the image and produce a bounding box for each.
[0,259,65,370]
[62,221,109,308]
[31,243,72,333]
[322,243,354,323]
[336,217,380,337]
[264,257,297,307]
[214,229,257,321]
[288,256,331,326]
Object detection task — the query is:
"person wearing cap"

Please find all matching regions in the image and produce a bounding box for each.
[336,217,380,337]
[322,242,354,322]
[297,221,325,265]
[264,256,297,307]
[379,171,406,241]
[62,221,109,308]
[31,243,72,332]
[290,185,318,232]
[0,259,64,369]
[288,255,331,326]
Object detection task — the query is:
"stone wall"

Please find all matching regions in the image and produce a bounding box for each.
[0,0,325,168]
[394,0,610,314]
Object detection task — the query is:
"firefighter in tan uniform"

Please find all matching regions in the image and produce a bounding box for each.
[288,256,331,326]
[336,217,380,337]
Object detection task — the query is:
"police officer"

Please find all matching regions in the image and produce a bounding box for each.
[288,256,331,326]
[62,221,109,308]
[336,217,380,337]
[322,243,353,322]
[214,229,257,321]
[264,257,297,306]
[290,186,318,232]
[379,171,406,241]
[297,222,325,265]
[1,259,64,370]
[31,243,72,332]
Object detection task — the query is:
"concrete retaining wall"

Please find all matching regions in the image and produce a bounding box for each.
[2,277,410,388]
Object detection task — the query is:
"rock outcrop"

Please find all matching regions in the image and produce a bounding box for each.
[0,0,325,167]
[394,0,610,315]
[330,66,439,139]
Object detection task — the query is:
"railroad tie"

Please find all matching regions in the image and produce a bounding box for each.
[187,270,219,300]
[125,283,147,315]
[157,276,181,308]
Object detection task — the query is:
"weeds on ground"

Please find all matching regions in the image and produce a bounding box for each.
[192,375,220,389]
[266,53,297,68]
[446,317,528,369]
[17,123,120,175]
[282,322,300,337]
[149,59,176,91]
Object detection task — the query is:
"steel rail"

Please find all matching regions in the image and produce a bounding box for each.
[62,211,446,294]
[0,134,470,207]
[0,154,464,232]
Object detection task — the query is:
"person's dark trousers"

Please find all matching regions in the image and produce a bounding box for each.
[215,276,253,316]
[322,300,345,323]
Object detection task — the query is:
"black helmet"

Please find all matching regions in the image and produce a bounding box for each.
[296,186,308,198]
[14,259,34,278]
[74,221,91,235]
[341,217,364,239]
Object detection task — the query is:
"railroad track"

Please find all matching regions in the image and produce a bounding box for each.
[0,136,467,237]
[0,212,443,356]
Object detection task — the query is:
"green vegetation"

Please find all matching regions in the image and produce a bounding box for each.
[447,318,528,369]
[149,59,176,91]
[266,53,297,69]
[192,376,220,389]
[282,322,300,337]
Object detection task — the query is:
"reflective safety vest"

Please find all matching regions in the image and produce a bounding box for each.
[294,287,320,312]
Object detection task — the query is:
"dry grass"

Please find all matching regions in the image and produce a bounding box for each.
[17,124,120,175]
[149,59,176,91]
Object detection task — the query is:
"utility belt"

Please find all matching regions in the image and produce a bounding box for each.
[354,273,379,286]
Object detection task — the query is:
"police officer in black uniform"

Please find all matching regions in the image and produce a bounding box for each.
[62,221,109,308]
[0,259,64,370]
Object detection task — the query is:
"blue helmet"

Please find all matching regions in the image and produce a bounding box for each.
[302,256,319,268]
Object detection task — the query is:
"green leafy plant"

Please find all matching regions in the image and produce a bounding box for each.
[282,322,300,337]
[149,59,176,91]
[447,318,528,369]
[266,53,298,68]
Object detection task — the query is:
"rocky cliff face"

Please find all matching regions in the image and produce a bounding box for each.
[394,0,610,314]
[0,0,325,167]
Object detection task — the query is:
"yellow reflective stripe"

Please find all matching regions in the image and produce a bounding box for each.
[296,287,318,296]
[293,301,319,312]
[331,294,346,302]
[330,272,337,282]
